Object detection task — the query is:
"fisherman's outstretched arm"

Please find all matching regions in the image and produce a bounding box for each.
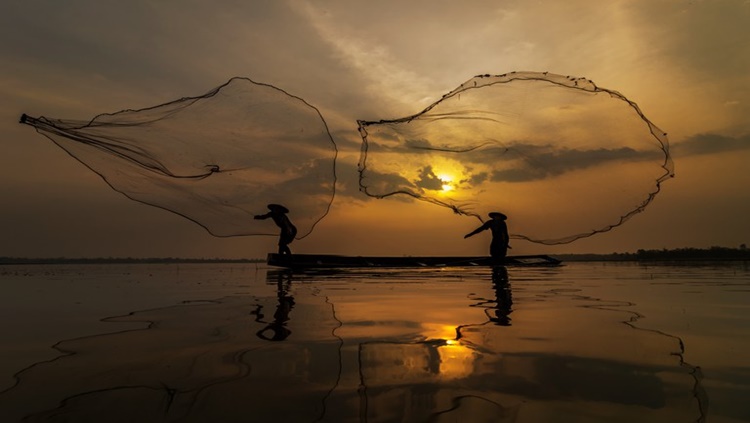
[464,222,490,238]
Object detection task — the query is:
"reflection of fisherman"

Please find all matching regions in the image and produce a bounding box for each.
[490,266,512,326]
[254,204,297,255]
[254,271,295,341]
[256,294,295,341]
[464,212,510,261]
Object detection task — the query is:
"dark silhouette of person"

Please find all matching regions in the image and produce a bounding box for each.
[255,204,297,255]
[490,266,512,326]
[462,266,513,329]
[253,271,295,341]
[464,212,510,261]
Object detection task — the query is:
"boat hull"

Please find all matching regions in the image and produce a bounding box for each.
[267,253,561,269]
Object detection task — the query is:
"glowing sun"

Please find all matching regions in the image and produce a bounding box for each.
[438,174,455,192]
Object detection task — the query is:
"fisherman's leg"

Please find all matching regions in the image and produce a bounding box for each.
[279,233,294,255]
[490,242,507,261]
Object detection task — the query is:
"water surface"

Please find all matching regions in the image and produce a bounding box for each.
[0,262,748,422]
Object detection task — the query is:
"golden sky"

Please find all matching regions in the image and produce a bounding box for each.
[1,0,748,258]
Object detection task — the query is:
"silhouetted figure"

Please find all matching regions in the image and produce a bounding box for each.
[490,266,512,326]
[254,271,295,341]
[464,212,510,261]
[255,204,297,255]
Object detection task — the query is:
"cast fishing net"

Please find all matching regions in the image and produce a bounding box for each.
[20,71,672,246]
[357,72,673,244]
[20,77,338,239]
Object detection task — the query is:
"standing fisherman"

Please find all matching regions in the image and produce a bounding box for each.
[464,212,510,261]
[255,204,297,255]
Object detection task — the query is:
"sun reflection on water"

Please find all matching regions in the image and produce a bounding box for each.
[436,340,477,380]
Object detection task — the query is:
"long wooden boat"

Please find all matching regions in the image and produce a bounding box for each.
[267,253,562,269]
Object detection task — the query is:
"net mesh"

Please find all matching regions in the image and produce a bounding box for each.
[21,77,338,239]
[357,72,673,244]
[20,71,673,246]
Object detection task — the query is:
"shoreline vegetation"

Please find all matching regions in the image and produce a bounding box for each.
[558,245,749,262]
[0,246,748,264]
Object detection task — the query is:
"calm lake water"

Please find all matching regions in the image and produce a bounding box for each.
[0,262,748,422]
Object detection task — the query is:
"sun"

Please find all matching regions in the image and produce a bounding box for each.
[438,174,455,192]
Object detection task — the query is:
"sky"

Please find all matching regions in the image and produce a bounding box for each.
[1,0,749,259]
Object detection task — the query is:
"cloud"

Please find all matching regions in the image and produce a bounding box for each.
[637,1,750,80]
[414,166,444,191]
[463,169,489,186]
[325,159,362,199]
[359,169,416,199]
[489,145,657,182]
[671,133,750,157]
[361,137,664,186]
[293,1,431,109]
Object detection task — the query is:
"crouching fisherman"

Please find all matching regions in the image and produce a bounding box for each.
[255,204,297,255]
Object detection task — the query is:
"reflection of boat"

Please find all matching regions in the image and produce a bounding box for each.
[267,253,561,269]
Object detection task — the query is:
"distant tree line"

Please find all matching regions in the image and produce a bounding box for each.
[634,245,749,261]
[558,245,749,262]
[0,257,264,265]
